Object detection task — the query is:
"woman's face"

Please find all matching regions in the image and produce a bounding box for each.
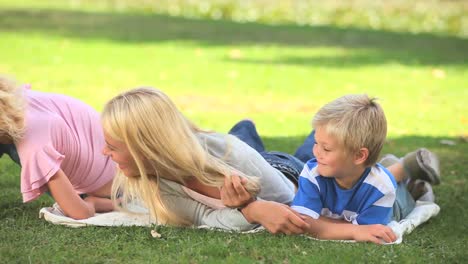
[102,132,140,177]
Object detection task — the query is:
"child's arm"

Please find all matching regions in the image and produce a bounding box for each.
[303,215,396,244]
[47,169,96,219]
[83,196,114,213]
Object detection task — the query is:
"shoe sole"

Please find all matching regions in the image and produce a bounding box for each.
[416,148,441,185]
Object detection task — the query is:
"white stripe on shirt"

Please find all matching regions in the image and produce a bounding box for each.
[373,191,396,207]
[299,164,321,192]
[363,166,395,196]
[291,205,320,219]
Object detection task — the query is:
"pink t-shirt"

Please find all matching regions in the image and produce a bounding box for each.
[17,88,116,202]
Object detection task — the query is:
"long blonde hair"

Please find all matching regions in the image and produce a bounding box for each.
[0,76,25,143]
[102,87,260,225]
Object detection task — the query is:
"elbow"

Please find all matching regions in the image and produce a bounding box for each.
[66,207,95,220]
[70,212,94,220]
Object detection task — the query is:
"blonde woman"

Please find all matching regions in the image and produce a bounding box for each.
[101,87,309,233]
[0,76,115,219]
[101,87,440,234]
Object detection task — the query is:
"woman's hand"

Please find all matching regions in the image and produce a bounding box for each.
[220,173,254,208]
[240,200,309,235]
[352,224,397,244]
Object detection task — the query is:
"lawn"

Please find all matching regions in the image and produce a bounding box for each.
[0,0,467,263]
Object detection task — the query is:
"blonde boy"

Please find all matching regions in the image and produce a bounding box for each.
[291,94,406,244]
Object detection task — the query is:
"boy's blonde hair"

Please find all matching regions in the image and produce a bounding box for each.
[0,76,25,143]
[101,87,260,226]
[312,94,387,166]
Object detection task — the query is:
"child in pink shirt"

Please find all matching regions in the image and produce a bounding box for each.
[0,76,115,219]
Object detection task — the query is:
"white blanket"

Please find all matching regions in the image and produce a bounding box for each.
[39,201,440,244]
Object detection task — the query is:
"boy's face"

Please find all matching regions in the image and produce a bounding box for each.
[312,126,356,179]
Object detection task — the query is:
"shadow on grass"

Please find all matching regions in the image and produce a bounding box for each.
[1,8,467,66]
[262,134,467,184]
[263,134,466,155]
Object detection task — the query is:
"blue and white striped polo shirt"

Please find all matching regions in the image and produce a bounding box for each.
[291,159,397,225]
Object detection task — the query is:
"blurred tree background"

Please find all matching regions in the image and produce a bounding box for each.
[8,0,467,37]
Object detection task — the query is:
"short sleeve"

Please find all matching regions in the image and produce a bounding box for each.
[290,163,323,219]
[20,143,64,202]
[354,166,397,225]
[16,107,69,202]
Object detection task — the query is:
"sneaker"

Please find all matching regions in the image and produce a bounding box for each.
[407,179,435,202]
[403,148,441,185]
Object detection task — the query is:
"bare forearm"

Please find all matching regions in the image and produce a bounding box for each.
[304,217,358,240]
[54,197,96,219]
[69,199,96,219]
[48,170,96,219]
[239,200,262,223]
[84,196,114,213]
[304,216,396,244]
[319,216,349,224]
[240,200,275,224]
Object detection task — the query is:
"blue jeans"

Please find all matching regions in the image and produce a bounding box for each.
[228,120,315,185]
[393,181,417,221]
[0,143,21,165]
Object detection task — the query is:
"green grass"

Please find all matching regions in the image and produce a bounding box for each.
[1,0,467,263]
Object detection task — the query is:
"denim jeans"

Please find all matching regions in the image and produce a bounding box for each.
[228,120,315,185]
[0,143,21,165]
[392,181,417,221]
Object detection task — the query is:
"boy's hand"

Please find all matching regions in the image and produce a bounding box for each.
[353,224,397,244]
[220,173,254,208]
